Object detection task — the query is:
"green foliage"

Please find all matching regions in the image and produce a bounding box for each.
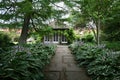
[104,41,120,51]
[70,42,120,80]
[0,43,56,80]
[0,0,70,43]
[29,26,53,43]
[0,0,62,27]
[29,28,77,44]
[13,36,19,42]
[64,29,76,44]
[102,13,120,41]
[81,34,94,42]
[0,32,12,48]
[88,51,120,80]
[70,43,106,67]
[102,0,120,41]
[67,0,119,44]
[2,31,20,42]
[85,35,94,42]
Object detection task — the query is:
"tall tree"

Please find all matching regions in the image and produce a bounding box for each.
[102,0,120,41]
[0,0,68,44]
[66,0,118,45]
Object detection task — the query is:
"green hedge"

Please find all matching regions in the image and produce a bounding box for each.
[0,43,56,80]
[69,42,120,80]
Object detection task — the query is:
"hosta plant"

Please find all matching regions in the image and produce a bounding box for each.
[69,42,120,80]
[0,43,56,80]
[87,51,120,80]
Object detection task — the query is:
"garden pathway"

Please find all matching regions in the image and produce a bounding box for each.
[44,45,90,80]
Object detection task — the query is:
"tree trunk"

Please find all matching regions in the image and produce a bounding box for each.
[19,14,31,44]
[96,19,100,45]
[89,24,97,42]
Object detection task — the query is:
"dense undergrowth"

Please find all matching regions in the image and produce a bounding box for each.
[0,32,14,48]
[0,43,56,80]
[69,42,120,80]
[104,41,120,51]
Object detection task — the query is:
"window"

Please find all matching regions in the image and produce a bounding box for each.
[44,35,50,42]
[53,33,58,42]
[61,34,67,43]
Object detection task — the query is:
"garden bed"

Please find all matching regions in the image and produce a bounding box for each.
[0,43,56,80]
[69,42,120,80]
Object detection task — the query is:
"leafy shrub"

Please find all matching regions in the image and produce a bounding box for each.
[87,51,120,80]
[28,32,43,43]
[70,42,120,80]
[71,43,106,67]
[13,36,19,42]
[102,20,120,41]
[64,29,76,44]
[86,35,94,42]
[0,43,56,80]
[81,34,94,42]
[0,32,12,48]
[105,41,120,51]
[0,31,20,43]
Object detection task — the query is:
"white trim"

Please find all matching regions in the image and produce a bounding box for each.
[53,41,59,43]
[61,42,67,43]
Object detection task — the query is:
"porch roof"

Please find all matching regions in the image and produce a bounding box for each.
[49,21,70,30]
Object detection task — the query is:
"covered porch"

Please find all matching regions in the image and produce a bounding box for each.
[43,28,68,44]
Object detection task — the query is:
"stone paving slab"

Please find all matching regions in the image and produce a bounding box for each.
[64,63,85,71]
[45,62,63,71]
[63,55,75,63]
[51,56,62,63]
[65,71,90,80]
[45,71,60,80]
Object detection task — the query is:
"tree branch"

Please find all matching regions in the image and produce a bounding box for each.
[88,23,97,42]
[52,3,68,11]
[31,18,39,32]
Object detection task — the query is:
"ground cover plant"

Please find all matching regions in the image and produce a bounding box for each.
[0,43,56,80]
[69,42,120,80]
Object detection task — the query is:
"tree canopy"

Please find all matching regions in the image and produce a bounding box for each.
[67,0,120,44]
[0,0,119,44]
[0,0,69,44]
